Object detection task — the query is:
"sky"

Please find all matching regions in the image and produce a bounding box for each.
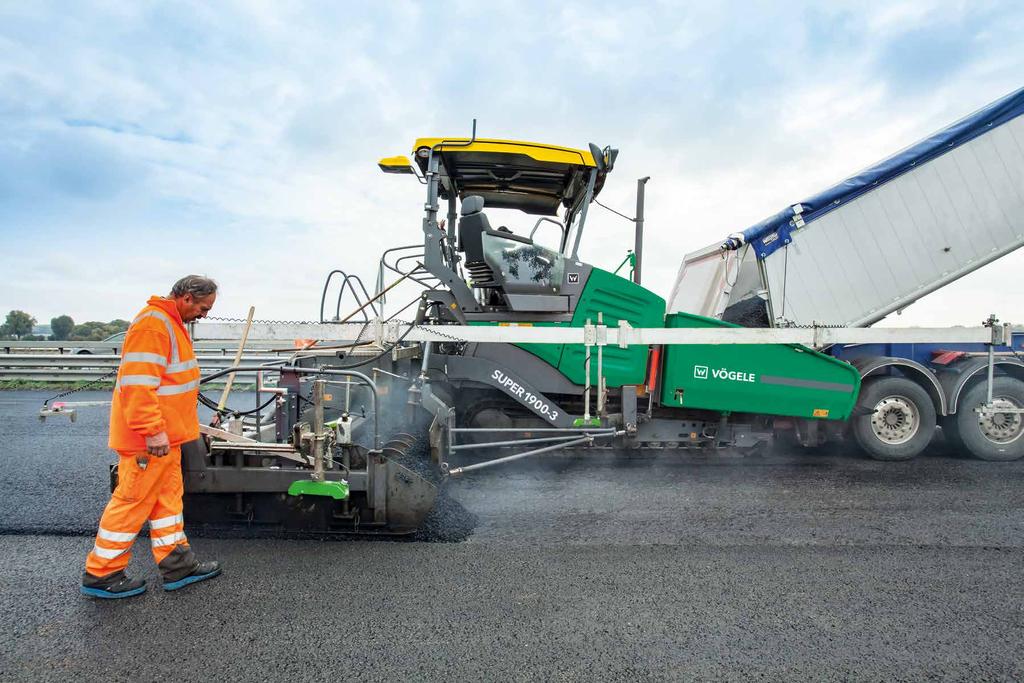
[2,0,1023,329]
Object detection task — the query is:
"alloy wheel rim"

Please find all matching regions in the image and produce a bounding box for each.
[871,395,919,445]
[977,396,1024,444]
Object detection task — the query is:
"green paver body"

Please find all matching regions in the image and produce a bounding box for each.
[658,312,860,420]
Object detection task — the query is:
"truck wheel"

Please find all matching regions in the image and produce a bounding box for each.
[851,376,936,461]
[953,377,1024,461]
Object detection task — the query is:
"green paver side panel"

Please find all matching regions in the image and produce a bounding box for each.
[514,321,568,370]
[558,268,665,387]
[470,268,666,388]
[467,320,569,369]
[659,312,860,420]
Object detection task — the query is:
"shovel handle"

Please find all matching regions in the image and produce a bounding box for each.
[216,306,255,412]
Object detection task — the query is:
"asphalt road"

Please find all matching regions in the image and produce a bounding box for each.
[2,390,1023,681]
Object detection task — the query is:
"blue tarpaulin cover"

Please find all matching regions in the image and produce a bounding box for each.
[740,86,1024,260]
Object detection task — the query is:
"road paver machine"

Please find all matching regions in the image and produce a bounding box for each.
[176,88,1024,534]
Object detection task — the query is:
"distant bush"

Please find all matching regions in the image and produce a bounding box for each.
[50,315,75,341]
[0,311,131,341]
[69,320,130,341]
[0,310,36,340]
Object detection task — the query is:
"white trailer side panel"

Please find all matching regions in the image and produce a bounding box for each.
[763,115,1024,326]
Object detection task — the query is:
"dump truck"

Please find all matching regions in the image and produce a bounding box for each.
[174,86,1024,535]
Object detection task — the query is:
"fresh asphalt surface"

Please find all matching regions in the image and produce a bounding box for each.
[2,390,1023,681]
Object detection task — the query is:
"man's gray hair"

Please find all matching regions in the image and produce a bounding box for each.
[170,275,218,299]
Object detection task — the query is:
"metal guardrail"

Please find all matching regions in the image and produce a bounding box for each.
[1,340,291,353]
[0,353,286,382]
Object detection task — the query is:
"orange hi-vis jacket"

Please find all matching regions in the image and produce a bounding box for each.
[108,297,201,451]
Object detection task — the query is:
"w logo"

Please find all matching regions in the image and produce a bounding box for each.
[694,365,709,379]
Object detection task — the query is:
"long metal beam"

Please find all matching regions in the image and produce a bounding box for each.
[447,429,625,475]
[1,340,293,352]
[193,321,1013,347]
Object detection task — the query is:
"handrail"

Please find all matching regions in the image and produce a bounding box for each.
[198,365,382,449]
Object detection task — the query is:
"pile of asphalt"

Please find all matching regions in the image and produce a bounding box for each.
[721,296,771,327]
[409,486,477,542]
[377,413,478,543]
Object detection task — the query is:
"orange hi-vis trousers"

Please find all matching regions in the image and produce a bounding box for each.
[85,446,188,577]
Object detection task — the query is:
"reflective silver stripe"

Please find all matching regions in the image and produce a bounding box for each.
[97,527,137,543]
[151,530,187,547]
[157,379,200,396]
[92,544,130,559]
[759,375,856,393]
[150,514,184,529]
[122,352,168,367]
[167,358,199,373]
[132,310,180,363]
[118,374,161,387]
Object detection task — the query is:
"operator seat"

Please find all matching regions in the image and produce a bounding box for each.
[458,195,499,287]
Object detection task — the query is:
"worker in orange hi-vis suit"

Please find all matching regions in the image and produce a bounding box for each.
[81,275,223,599]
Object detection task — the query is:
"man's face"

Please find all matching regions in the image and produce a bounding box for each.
[179,292,216,322]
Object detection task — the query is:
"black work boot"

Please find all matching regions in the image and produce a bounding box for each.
[159,545,222,592]
[81,570,147,599]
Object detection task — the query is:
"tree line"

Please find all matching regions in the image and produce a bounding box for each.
[1,310,130,342]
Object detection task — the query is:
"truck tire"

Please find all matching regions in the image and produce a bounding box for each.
[851,376,936,461]
[952,377,1024,461]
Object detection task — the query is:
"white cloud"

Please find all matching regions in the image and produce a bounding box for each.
[865,0,943,35]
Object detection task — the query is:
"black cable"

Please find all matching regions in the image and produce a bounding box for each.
[198,393,224,413]
[42,368,118,407]
[198,391,277,417]
[383,296,424,323]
